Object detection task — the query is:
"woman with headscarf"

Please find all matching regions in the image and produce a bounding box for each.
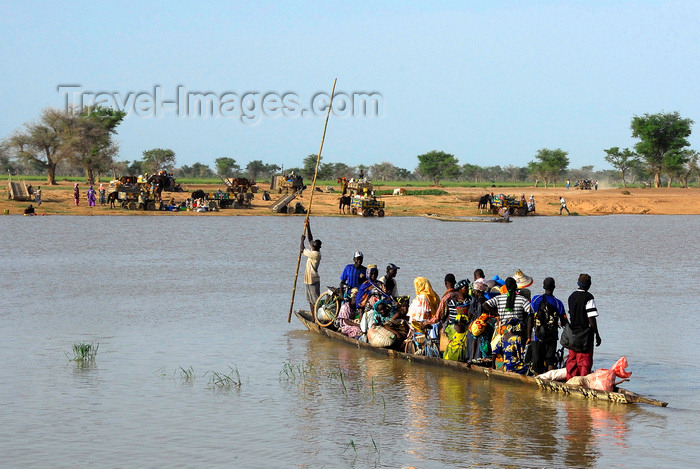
[483,277,533,332]
[73,183,80,206]
[99,183,106,205]
[337,288,362,338]
[466,278,495,360]
[407,277,440,324]
[356,265,388,311]
[87,186,96,207]
[483,277,533,368]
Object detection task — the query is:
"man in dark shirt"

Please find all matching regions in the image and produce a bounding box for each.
[566,273,602,380]
[528,277,568,374]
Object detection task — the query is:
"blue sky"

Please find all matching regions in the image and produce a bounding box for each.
[1,1,699,172]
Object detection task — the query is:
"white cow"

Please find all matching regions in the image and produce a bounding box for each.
[393,188,407,196]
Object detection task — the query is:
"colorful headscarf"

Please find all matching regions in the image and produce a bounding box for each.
[472,278,488,292]
[413,277,439,314]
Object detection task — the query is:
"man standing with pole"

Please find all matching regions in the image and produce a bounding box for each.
[287,78,337,323]
[300,220,322,313]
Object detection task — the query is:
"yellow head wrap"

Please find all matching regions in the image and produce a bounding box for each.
[413,277,440,314]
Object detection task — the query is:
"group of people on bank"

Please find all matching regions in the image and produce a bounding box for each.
[70,183,108,207]
[300,220,602,380]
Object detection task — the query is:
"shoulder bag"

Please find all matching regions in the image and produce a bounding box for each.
[559,323,591,353]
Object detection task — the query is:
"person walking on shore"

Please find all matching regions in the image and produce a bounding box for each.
[73,183,80,206]
[559,196,570,215]
[35,186,42,205]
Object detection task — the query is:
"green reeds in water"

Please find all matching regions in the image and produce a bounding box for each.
[177,366,196,383]
[279,361,314,384]
[68,342,98,363]
[342,439,357,455]
[206,365,241,389]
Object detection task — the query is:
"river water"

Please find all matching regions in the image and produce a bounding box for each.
[0,214,698,467]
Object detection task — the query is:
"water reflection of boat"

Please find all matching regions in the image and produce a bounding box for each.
[294,310,668,407]
[422,213,511,223]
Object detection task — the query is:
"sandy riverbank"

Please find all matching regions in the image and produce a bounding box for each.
[3,182,699,217]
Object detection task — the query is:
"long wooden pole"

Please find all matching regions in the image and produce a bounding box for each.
[287,78,337,323]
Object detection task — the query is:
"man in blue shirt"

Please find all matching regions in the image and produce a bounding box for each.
[340,251,367,297]
[527,277,568,374]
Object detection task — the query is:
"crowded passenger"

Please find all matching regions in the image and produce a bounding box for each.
[407,277,440,327]
[435,274,460,325]
[356,265,389,311]
[312,261,601,379]
[378,263,399,298]
[340,252,367,296]
[528,277,568,374]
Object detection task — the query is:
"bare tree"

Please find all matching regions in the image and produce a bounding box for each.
[8,108,71,185]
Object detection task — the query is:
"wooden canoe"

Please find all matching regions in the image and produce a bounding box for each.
[294,310,668,407]
[422,213,511,223]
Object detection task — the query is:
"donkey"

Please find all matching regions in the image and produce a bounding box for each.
[339,195,351,214]
[478,194,491,213]
[107,191,119,208]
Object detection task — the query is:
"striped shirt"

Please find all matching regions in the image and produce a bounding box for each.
[485,293,533,324]
[568,289,598,329]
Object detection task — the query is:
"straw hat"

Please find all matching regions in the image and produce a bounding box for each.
[513,269,533,288]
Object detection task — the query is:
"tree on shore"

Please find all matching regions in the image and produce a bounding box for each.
[528,148,569,188]
[215,157,241,178]
[302,154,320,180]
[416,150,460,184]
[673,149,699,188]
[370,162,399,181]
[245,159,279,180]
[631,111,693,188]
[142,148,176,174]
[604,147,638,188]
[8,108,71,185]
[69,106,125,185]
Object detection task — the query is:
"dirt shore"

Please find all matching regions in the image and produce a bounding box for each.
[3,182,700,217]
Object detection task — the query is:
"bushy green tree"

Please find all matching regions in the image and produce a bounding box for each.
[631,111,693,188]
[71,106,125,184]
[302,154,320,180]
[142,148,176,174]
[528,148,569,188]
[215,157,241,178]
[416,150,460,184]
[604,147,639,188]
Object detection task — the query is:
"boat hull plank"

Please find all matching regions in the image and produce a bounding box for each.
[294,310,667,407]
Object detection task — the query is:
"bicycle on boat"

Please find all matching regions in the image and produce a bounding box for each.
[313,286,342,327]
[404,322,441,358]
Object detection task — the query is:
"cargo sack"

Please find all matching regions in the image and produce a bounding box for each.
[367,325,396,348]
[587,356,632,391]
